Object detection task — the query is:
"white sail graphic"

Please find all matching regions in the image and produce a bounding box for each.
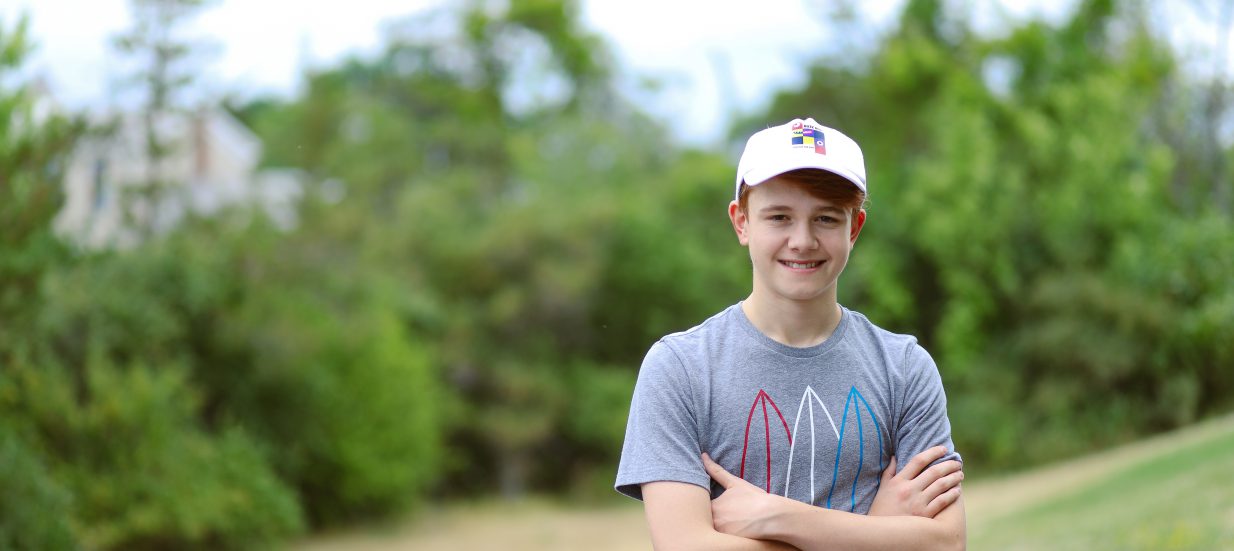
[783,385,839,503]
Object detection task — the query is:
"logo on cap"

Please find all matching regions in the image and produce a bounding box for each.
[790,122,827,155]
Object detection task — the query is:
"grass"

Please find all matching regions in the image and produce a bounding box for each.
[294,414,1234,550]
[969,415,1234,550]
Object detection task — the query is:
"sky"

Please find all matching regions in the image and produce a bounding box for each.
[3,0,1222,146]
[8,0,895,146]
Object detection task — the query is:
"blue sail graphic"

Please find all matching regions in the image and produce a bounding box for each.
[825,386,884,512]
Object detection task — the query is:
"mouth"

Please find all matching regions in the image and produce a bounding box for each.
[779,260,823,270]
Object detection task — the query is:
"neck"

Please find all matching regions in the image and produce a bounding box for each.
[741,290,842,348]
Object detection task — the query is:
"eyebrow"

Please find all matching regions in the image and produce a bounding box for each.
[757,204,846,215]
[757,205,793,214]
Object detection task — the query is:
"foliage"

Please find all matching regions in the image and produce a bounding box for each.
[744,0,1234,470]
[242,0,744,498]
[2,8,439,546]
[0,15,80,353]
[208,226,445,524]
[0,18,80,550]
[0,18,81,551]
[2,356,302,550]
[0,427,76,551]
[3,0,1234,546]
[33,210,447,528]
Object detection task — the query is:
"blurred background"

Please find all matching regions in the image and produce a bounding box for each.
[1,0,1232,549]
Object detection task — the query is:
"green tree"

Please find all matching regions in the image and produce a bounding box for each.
[240,0,757,499]
[110,0,215,234]
[3,13,299,551]
[743,0,1234,470]
[0,18,83,549]
[0,15,81,354]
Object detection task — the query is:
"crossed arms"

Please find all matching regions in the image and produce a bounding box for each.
[641,446,965,551]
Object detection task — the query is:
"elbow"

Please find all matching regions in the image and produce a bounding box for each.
[933,525,965,551]
[650,530,715,551]
[928,498,965,551]
[913,518,964,551]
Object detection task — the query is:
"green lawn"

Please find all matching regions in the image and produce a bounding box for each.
[970,417,1234,550]
[294,416,1234,551]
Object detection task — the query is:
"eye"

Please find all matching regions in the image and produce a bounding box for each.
[816,215,838,224]
[768,214,789,222]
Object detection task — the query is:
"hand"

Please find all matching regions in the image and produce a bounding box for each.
[702,452,789,540]
[868,446,963,518]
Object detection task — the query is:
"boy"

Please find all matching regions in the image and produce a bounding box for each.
[615,118,965,550]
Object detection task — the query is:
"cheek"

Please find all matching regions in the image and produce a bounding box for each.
[824,233,854,254]
[749,231,785,253]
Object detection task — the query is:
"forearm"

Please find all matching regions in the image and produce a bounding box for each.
[643,481,799,551]
[653,530,798,551]
[762,495,965,551]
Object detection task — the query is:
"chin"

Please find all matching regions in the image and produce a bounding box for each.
[776,288,832,303]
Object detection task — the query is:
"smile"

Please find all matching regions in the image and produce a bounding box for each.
[780,260,823,270]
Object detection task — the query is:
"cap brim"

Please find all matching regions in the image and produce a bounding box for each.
[741,160,866,195]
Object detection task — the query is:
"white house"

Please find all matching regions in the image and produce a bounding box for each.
[55,107,302,248]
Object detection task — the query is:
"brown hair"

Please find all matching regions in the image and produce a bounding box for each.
[738,169,867,220]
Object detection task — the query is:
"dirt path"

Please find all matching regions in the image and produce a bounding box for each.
[293,414,1234,551]
[293,499,649,551]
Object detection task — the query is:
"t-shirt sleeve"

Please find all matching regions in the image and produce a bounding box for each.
[614,340,710,500]
[894,343,962,472]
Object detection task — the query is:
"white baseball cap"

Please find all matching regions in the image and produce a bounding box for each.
[734,117,867,201]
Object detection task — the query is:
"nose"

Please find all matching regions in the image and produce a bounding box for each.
[788,220,818,251]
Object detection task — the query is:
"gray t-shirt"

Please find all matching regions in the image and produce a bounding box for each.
[615,303,960,513]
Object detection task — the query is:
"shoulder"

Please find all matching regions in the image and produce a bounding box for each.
[839,307,934,373]
[652,303,743,361]
[632,306,742,407]
[841,308,920,354]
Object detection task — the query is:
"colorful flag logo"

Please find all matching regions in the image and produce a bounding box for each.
[791,123,827,154]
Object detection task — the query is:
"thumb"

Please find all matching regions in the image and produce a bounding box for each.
[882,456,897,481]
[702,453,740,489]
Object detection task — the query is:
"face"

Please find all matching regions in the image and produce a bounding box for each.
[729,176,866,307]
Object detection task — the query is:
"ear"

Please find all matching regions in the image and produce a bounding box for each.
[729,200,750,246]
[850,209,866,245]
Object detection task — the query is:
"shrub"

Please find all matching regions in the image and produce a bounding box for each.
[0,427,77,551]
[2,355,304,550]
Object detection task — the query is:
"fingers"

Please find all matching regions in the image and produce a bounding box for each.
[921,460,963,484]
[898,446,949,480]
[922,468,964,502]
[881,456,897,481]
[924,484,963,518]
[701,453,740,489]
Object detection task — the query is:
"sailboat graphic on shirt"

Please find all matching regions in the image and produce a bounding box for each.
[784,386,840,504]
[739,390,793,492]
[739,385,885,512]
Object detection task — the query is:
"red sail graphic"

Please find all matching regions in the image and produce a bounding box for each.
[740,389,793,492]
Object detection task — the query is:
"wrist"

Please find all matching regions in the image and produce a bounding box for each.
[756,494,810,541]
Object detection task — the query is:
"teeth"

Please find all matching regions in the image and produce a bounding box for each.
[784,261,820,269]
